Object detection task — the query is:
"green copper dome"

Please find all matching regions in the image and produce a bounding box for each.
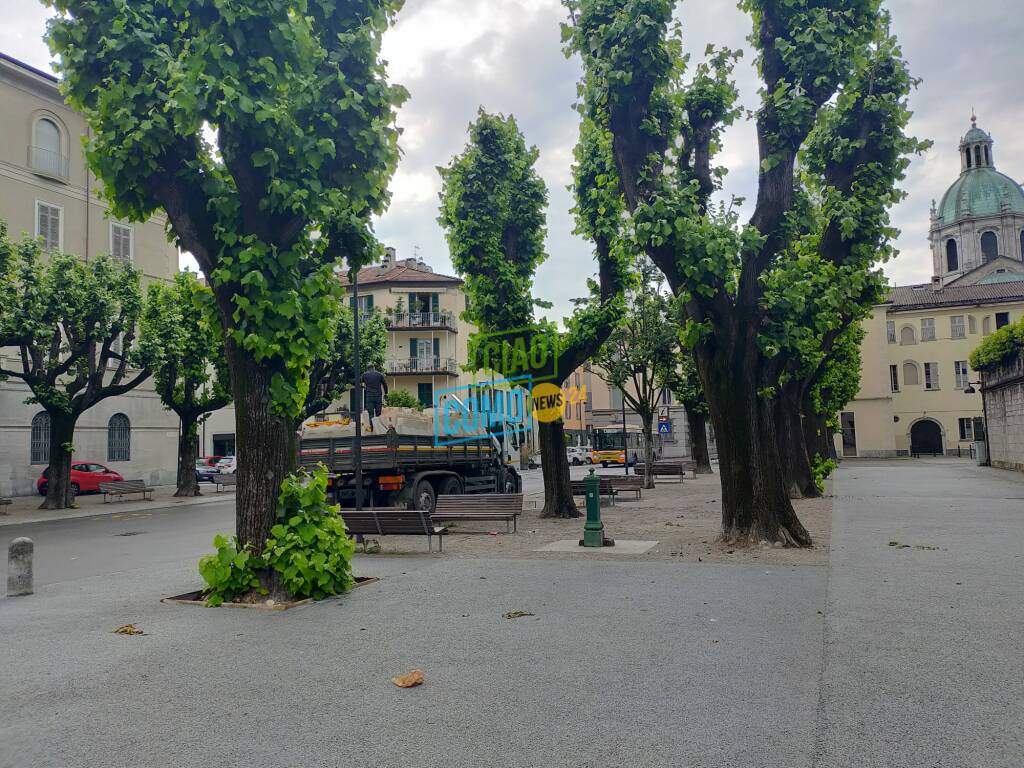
[963,126,990,143]
[937,166,1024,226]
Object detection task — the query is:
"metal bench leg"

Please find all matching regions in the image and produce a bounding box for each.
[428,535,433,553]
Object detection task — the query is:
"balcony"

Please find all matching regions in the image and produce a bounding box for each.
[385,311,457,332]
[386,357,460,376]
[28,146,70,180]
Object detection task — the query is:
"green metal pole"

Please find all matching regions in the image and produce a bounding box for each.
[580,468,614,547]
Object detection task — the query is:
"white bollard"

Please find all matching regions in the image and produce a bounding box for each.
[7,537,33,596]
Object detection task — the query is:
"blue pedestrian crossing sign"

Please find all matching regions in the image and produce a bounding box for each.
[658,421,672,435]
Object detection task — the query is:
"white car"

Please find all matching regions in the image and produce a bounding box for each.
[214,456,237,474]
[567,446,591,465]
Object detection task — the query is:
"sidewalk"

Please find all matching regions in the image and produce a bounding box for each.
[0,484,234,527]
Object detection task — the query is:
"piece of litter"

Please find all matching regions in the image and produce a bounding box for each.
[391,670,424,688]
[112,624,145,636]
[503,610,535,619]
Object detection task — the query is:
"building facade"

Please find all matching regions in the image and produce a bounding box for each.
[843,118,1024,458]
[0,53,187,497]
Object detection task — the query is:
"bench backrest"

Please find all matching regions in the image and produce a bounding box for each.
[340,509,436,536]
[213,474,237,483]
[100,480,149,491]
[608,476,644,488]
[434,494,523,514]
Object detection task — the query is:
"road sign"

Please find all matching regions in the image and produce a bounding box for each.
[658,421,672,435]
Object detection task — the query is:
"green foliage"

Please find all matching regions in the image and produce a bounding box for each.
[811,454,838,493]
[263,470,356,600]
[47,0,406,418]
[384,389,424,410]
[970,317,1024,371]
[197,534,265,607]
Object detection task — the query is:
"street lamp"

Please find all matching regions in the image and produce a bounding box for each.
[620,384,628,476]
[962,378,990,466]
[352,268,364,510]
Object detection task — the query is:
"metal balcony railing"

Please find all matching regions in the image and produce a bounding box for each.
[385,311,457,331]
[28,146,70,179]
[386,357,459,375]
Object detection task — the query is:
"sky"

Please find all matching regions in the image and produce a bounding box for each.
[4,0,1023,320]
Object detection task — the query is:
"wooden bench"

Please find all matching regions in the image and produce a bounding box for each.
[636,460,697,481]
[213,474,237,492]
[569,477,617,505]
[608,475,645,499]
[340,509,448,552]
[0,497,11,515]
[431,494,523,533]
[99,480,154,502]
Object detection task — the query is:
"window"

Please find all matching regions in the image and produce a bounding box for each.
[886,320,896,344]
[1020,229,1024,259]
[110,223,132,262]
[30,411,50,464]
[968,315,977,334]
[983,316,992,336]
[981,231,998,263]
[610,388,623,411]
[955,361,970,390]
[35,201,62,252]
[924,362,939,390]
[996,311,1010,329]
[889,364,899,393]
[975,146,982,167]
[965,148,972,168]
[920,318,935,341]
[30,117,67,177]
[902,362,919,386]
[950,315,965,339]
[417,383,434,408]
[958,417,974,442]
[899,326,916,345]
[945,239,958,272]
[107,413,131,462]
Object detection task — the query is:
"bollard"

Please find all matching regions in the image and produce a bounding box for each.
[580,469,614,547]
[7,537,34,596]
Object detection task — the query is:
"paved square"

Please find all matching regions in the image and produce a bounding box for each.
[534,538,659,554]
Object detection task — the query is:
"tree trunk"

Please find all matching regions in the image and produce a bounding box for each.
[230,353,296,550]
[640,413,656,489]
[40,413,77,510]
[174,415,201,497]
[684,404,712,474]
[695,330,812,546]
[538,419,579,518]
[774,382,820,499]
[801,390,838,463]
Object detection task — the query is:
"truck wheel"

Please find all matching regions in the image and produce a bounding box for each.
[439,477,462,496]
[413,480,436,512]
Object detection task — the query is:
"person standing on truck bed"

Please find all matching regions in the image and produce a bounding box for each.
[361,363,389,424]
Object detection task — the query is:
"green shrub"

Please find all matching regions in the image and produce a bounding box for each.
[969,317,1024,371]
[197,534,265,607]
[262,469,356,600]
[812,454,838,493]
[384,389,424,410]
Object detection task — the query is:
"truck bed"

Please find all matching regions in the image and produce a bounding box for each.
[298,433,498,473]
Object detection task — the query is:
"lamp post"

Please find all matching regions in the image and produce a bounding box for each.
[352,269,364,510]
[963,378,990,466]
[620,384,628,476]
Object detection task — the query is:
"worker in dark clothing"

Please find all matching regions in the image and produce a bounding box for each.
[361,363,388,422]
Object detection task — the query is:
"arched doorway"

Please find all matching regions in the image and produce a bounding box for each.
[910,419,944,456]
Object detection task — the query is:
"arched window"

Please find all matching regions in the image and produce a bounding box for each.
[974,146,982,167]
[30,412,50,464]
[981,231,999,263]
[107,414,131,462]
[984,145,990,166]
[902,362,920,386]
[982,316,992,336]
[946,239,958,271]
[1019,229,1024,259]
[965,149,972,169]
[899,326,916,345]
[31,117,64,177]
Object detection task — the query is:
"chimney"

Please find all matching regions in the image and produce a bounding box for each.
[382,246,396,267]
[931,275,943,292]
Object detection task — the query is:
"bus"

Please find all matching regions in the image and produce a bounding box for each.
[590,424,662,467]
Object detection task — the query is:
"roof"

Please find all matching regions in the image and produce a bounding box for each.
[962,126,990,144]
[978,271,1024,285]
[885,281,1024,311]
[340,260,462,288]
[0,52,58,84]
[936,166,1024,226]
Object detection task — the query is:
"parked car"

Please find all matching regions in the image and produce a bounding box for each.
[198,456,223,468]
[195,460,219,483]
[214,456,237,474]
[567,446,591,465]
[37,462,124,496]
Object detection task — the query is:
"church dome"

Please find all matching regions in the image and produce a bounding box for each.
[937,167,1024,225]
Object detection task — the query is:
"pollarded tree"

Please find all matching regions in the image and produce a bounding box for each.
[566,1,922,544]
[140,272,232,498]
[590,260,678,488]
[438,111,628,517]
[0,223,150,509]
[48,0,405,549]
[669,348,713,475]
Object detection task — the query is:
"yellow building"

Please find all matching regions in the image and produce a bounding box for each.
[843,118,1024,457]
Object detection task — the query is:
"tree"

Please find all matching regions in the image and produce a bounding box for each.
[670,349,713,475]
[566,0,923,544]
[140,272,232,497]
[438,111,628,517]
[49,0,405,550]
[590,260,677,488]
[0,223,150,509]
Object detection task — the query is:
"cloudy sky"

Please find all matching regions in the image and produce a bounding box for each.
[4,1,1022,320]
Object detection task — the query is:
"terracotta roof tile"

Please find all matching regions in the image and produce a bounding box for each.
[340,261,462,288]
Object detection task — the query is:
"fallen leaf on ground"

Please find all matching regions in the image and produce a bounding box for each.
[112,624,145,636]
[503,610,535,619]
[391,670,424,688]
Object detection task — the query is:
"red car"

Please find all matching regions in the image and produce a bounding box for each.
[198,456,224,467]
[37,462,124,496]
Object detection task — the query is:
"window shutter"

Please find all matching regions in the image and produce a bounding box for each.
[37,203,60,251]
[366,294,373,311]
[111,225,131,261]
[409,337,417,358]
[431,293,439,313]
[433,338,440,359]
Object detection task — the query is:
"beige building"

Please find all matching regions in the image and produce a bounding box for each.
[0,53,185,496]
[842,118,1024,458]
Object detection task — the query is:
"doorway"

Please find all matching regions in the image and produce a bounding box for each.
[910,419,944,456]
[840,412,857,457]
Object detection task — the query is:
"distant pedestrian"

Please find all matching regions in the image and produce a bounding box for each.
[361,363,388,422]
